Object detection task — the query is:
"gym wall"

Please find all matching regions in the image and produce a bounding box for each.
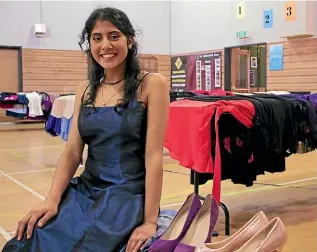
[267,38,317,92]
[0,1,171,94]
[171,1,311,53]
[170,1,317,92]
[0,1,170,54]
[22,49,170,94]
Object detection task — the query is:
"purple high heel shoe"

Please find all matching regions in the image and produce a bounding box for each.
[173,194,219,252]
[148,193,201,252]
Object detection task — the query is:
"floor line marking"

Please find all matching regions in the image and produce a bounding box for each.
[0,165,84,177]
[0,164,170,177]
[0,169,54,176]
[9,152,51,170]
[0,170,45,201]
[3,177,317,235]
[1,172,316,236]
[279,177,317,186]
[0,224,11,241]
[0,144,64,152]
[161,176,317,208]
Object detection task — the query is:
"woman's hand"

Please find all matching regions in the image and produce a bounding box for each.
[15,198,59,241]
[126,222,157,252]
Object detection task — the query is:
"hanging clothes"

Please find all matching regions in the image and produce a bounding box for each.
[25,92,44,117]
[45,95,75,140]
[5,104,28,118]
[165,92,317,202]
[164,98,255,202]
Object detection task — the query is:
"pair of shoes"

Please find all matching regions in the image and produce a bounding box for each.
[149,193,219,252]
[196,211,287,252]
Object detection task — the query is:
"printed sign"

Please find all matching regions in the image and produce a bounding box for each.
[284,2,296,21]
[236,1,245,19]
[269,44,284,71]
[214,58,221,88]
[264,9,273,28]
[251,57,257,68]
[170,53,222,91]
[171,56,187,92]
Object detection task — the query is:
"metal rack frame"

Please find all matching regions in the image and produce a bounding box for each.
[192,170,230,236]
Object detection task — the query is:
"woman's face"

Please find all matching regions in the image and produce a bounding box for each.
[90,20,130,70]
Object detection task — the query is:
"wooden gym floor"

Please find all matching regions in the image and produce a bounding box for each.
[0,123,316,251]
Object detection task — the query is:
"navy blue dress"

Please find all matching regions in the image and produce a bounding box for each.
[3,98,147,252]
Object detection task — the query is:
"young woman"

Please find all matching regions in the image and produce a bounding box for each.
[3,7,170,252]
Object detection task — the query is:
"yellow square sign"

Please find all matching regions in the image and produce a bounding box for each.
[284,1,296,21]
[237,2,245,19]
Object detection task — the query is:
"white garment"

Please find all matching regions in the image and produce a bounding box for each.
[50,95,75,119]
[25,92,43,117]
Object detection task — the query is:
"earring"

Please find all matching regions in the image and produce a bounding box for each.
[128,44,132,49]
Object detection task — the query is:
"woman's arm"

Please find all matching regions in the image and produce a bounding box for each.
[143,73,170,225]
[126,73,170,252]
[46,81,87,204]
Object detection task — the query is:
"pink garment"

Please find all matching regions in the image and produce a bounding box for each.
[3,95,18,101]
[48,93,59,104]
[191,90,234,96]
[0,104,13,109]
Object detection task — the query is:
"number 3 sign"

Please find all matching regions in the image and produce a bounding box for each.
[284,1,296,21]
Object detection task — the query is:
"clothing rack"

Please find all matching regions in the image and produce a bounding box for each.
[45,94,84,166]
[45,94,75,141]
[44,90,317,238]
[167,90,317,237]
[194,171,231,236]
[0,91,55,125]
[169,91,232,236]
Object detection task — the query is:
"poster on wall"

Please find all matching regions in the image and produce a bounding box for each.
[251,57,257,68]
[250,70,257,86]
[186,52,222,91]
[171,56,187,92]
[214,57,221,88]
[236,1,245,19]
[264,9,273,28]
[284,2,296,22]
[171,52,221,92]
[269,44,283,71]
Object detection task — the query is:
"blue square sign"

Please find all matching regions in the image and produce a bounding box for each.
[264,9,273,28]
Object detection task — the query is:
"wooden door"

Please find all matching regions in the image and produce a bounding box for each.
[231,48,250,93]
[0,48,20,123]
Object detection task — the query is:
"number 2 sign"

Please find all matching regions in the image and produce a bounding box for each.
[264,9,273,28]
[284,2,296,21]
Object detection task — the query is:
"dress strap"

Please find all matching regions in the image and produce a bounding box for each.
[138,72,151,85]
[81,81,91,104]
[141,72,151,80]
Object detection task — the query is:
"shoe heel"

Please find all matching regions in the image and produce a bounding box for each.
[174,194,219,252]
[235,217,287,252]
[149,193,201,252]
[198,211,269,251]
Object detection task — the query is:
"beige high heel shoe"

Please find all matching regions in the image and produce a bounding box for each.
[196,211,269,252]
[235,217,287,252]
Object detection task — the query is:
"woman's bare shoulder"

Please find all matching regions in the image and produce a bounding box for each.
[141,72,169,89]
[137,72,169,104]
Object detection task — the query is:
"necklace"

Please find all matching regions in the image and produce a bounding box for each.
[102,77,124,85]
[101,84,122,106]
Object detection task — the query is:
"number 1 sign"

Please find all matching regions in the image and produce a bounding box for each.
[236,1,245,19]
[264,9,273,28]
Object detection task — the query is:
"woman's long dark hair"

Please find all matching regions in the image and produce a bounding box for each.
[78,7,142,109]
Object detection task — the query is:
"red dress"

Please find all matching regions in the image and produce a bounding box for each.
[164,99,255,202]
